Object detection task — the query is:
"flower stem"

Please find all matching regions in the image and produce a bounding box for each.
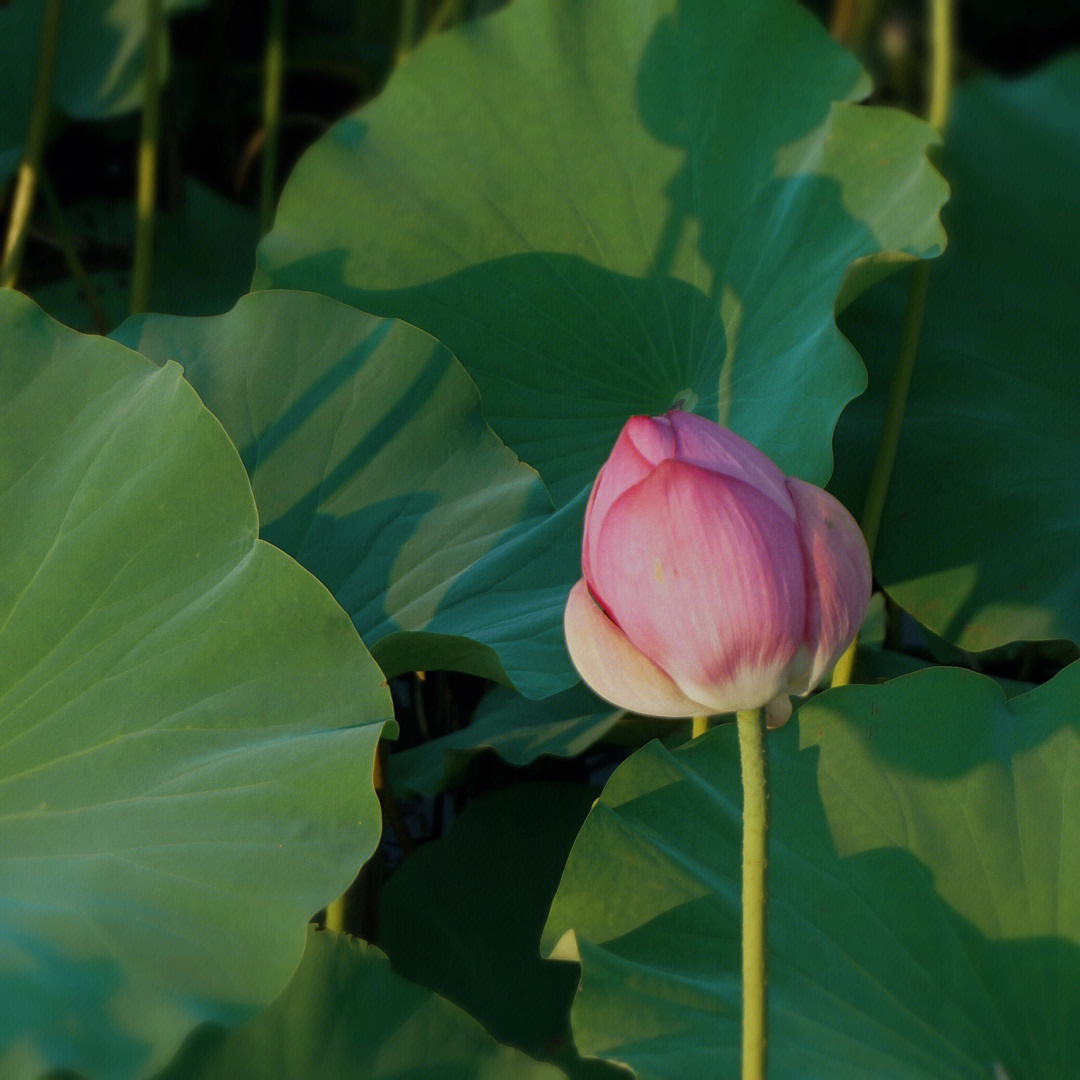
[1,0,64,290]
[830,0,954,690]
[259,0,286,235]
[829,0,880,50]
[38,171,109,334]
[691,714,711,739]
[737,707,768,1080]
[428,0,466,36]
[396,0,420,62]
[926,0,955,134]
[132,0,164,314]
[324,894,346,933]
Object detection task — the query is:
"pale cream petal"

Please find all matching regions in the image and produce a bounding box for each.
[564,580,711,718]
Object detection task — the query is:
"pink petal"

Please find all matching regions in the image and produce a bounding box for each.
[623,413,677,464]
[591,459,806,713]
[582,419,668,585]
[564,580,711,717]
[785,478,872,693]
[666,410,795,518]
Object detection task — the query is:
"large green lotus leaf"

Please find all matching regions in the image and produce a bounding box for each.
[1,0,203,182]
[155,928,562,1080]
[0,290,393,1080]
[379,783,622,1078]
[832,56,1080,651]
[255,0,947,506]
[388,683,625,797]
[113,290,582,696]
[31,179,259,333]
[542,663,1080,1078]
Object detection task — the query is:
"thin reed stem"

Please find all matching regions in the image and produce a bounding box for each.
[830,0,954,689]
[259,0,286,234]
[1,0,64,290]
[131,0,164,314]
[38,172,109,333]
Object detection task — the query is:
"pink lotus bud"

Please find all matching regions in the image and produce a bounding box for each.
[564,411,871,723]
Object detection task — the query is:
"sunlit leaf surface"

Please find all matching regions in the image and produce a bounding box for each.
[256,0,947,505]
[833,56,1080,652]
[0,291,392,1080]
[544,663,1080,1078]
[115,290,581,696]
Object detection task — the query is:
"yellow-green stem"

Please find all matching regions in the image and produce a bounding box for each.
[396,0,420,62]
[324,894,346,933]
[132,0,164,314]
[926,0,955,134]
[737,707,768,1080]
[691,714,711,739]
[259,0,286,235]
[830,638,859,689]
[830,0,953,690]
[428,0,466,36]
[1,0,64,290]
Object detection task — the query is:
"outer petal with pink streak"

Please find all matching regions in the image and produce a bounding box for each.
[786,477,873,693]
[589,459,806,713]
[563,580,711,717]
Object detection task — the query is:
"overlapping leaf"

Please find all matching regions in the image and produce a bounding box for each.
[388,683,625,797]
[32,180,259,333]
[256,0,947,505]
[0,291,392,1080]
[114,290,581,696]
[832,56,1080,651]
[156,929,562,1080]
[380,783,608,1074]
[543,664,1080,1078]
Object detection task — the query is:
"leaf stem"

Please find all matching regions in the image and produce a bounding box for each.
[830,0,954,690]
[396,0,421,62]
[38,171,109,333]
[926,0,955,132]
[259,0,287,235]
[132,0,164,314]
[428,0,466,36]
[829,0,880,50]
[323,893,346,933]
[322,740,401,938]
[737,707,768,1080]
[691,714,711,739]
[1,0,64,290]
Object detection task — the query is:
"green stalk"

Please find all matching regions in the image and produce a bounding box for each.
[428,0,466,36]
[830,0,954,690]
[1,0,64,290]
[131,0,164,314]
[259,0,286,235]
[323,741,397,938]
[396,0,421,62]
[926,0,955,134]
[691,714,711,739]
[829,635,859,689]
[857,264,933,560]
[324,894,346,933]
[38,171,109,333]
[738,707,768,1080]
